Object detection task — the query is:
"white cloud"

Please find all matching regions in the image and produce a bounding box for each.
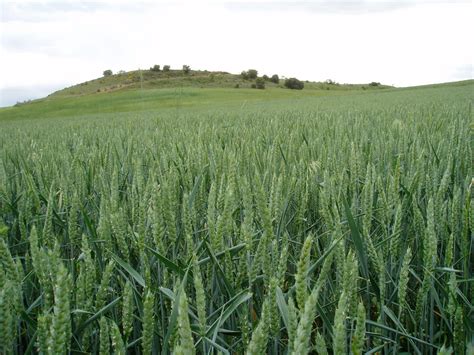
[0,0,472,106]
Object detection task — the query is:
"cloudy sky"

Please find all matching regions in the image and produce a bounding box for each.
[0,0,472,106]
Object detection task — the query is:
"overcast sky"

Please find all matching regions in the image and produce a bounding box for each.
[0,0,472,106]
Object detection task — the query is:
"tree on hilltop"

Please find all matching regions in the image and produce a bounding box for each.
[241,69,258,80]
[247,69,258,79]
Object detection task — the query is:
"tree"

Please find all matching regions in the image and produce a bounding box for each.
[369,82,381,86]
[241,71,249,80]
[103,70,113,77]
[284,78,304,90]
[150,65,160,72]
[255,78,265,89]
[163,65,170,72]
[182,65,190,74]
[262,74,269,81]
[247,69,258,79]
[270,74,279,84]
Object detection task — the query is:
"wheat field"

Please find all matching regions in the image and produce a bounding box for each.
[0,84,472,354]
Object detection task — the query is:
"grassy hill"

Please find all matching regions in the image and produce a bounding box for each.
[50,70,250,97]
[0,68,398,122]
[49,69,392,98]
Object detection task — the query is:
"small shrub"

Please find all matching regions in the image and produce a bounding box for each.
[150,65,160,72]
[251,83,257,89]
[163,65,170,72]
[369,82,381,87]
[182,65,190,74]
[256,78,265,89]
[234,84,240,88]
[103,70,112,77]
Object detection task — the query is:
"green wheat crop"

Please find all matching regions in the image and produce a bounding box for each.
[0,84,472,354]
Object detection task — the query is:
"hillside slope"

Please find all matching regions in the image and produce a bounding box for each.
[0,68,397,121]
[50,70,248,97]
[49,68,392,98]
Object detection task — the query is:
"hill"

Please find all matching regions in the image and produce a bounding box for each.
[48,68,392,99]
[0,68,397,121]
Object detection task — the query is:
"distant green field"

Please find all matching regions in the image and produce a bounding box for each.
[0,81,472,354]
[0,87,343,121]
